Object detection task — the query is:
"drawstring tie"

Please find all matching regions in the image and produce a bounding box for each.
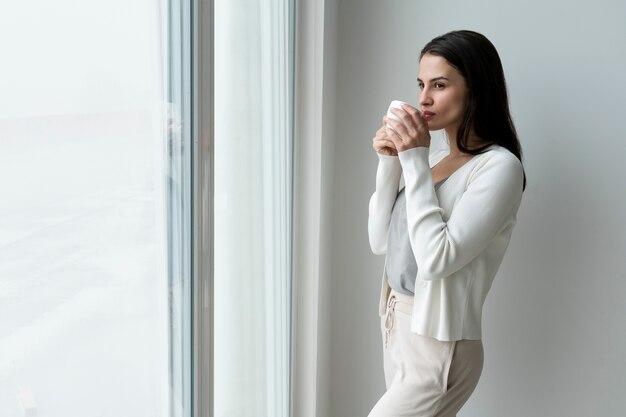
[384,295,397,348]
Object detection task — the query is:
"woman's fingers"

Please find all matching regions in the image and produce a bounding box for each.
[402,105,423,128]
[373,106,430,155]
[373,137,397,151]
[373,123,399,156]
[385,118,407,148]
[396,107,419,137]
[387,105,431,150]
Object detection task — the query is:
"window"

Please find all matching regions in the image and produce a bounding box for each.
[0,1,294,416]
[0,0,191,415]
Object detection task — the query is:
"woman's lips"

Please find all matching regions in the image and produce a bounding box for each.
[422,110,435,120]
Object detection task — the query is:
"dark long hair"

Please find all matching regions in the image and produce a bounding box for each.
[421,30,526,189]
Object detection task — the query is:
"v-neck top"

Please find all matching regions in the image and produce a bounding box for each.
[386,178,447,295]
[368,145,524,341]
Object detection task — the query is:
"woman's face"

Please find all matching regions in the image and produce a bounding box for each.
[417,53,469,134]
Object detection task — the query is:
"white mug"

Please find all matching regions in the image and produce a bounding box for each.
[386,100,409,123]
[386,100,412,135]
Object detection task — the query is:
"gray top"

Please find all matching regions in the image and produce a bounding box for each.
[386,179,446,295]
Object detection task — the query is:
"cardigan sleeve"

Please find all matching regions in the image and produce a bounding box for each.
[368,154,403,255]
[398,146,524,280]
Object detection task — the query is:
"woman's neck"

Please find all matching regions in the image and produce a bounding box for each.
[446,128,484,157]
[446,132,466,158]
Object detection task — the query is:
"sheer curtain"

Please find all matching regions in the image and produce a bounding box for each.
[214,0,294,416]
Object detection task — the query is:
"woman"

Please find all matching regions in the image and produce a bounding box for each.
[367,30,525,417]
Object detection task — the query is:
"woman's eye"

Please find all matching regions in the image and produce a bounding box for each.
[434,83,445,89]
[418,83,424,90]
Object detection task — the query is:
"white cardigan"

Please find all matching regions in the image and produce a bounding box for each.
[368,145,524,341]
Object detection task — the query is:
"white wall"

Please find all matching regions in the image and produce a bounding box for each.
[321,1,626,416]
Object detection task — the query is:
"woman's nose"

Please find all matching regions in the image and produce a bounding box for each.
[419,89,432,107]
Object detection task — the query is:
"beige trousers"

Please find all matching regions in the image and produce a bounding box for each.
[368,290,484,417]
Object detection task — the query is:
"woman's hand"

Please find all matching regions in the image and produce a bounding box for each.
[386,104,431,152]
[372,116,398,156]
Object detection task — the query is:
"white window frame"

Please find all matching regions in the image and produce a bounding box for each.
[191,0,213,416]
[190,1,326,416]
[291,1,328,417]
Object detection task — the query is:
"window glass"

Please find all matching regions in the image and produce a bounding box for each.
[0,1,191,415]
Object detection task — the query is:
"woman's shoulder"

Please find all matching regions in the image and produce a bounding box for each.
[469,145,524,187]
[479,145,522,169]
